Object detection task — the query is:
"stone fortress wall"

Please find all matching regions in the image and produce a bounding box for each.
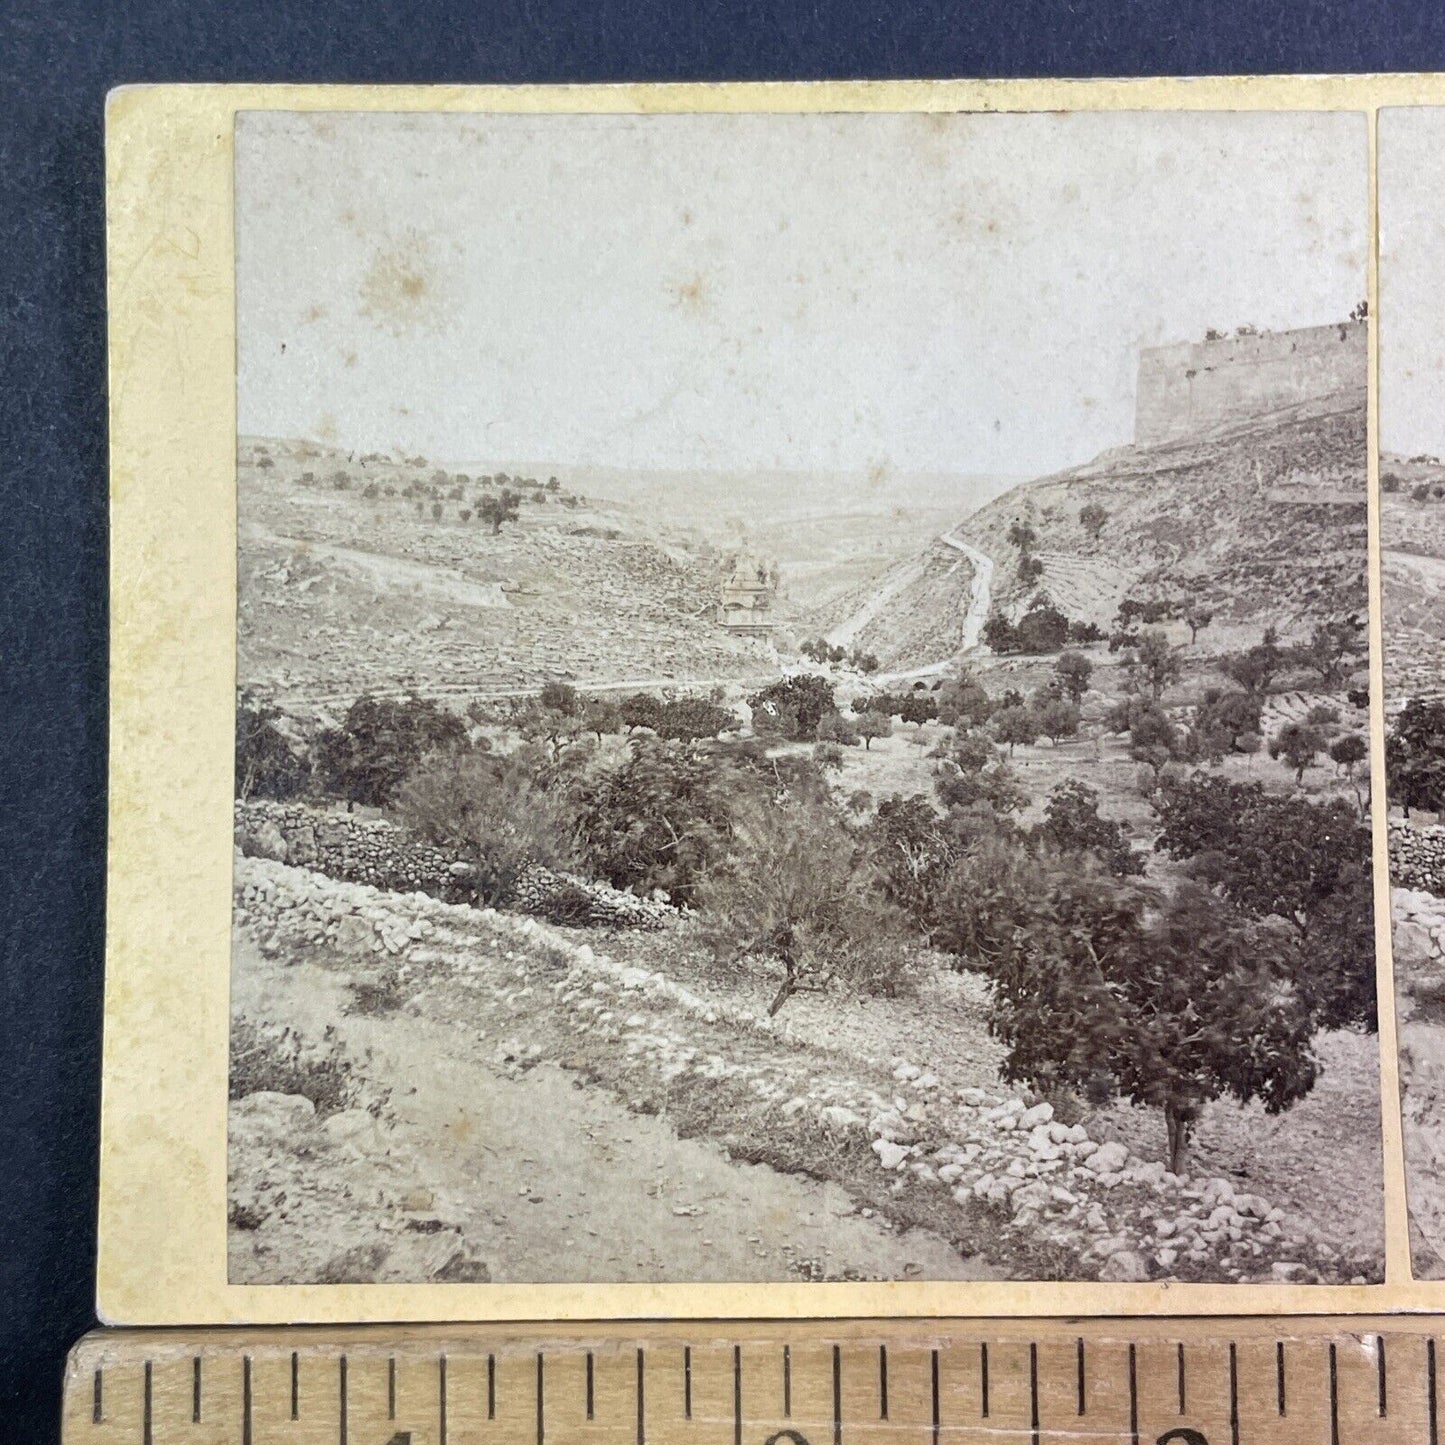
[1135,320,1365,448]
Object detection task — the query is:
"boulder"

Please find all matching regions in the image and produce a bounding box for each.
[1082,1141,1129,1175]
[1099,1249,1150,1283]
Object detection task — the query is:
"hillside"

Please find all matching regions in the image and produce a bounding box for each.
[955,395,1368,644]
[237,437,780,712]
[1382,452,1445,705]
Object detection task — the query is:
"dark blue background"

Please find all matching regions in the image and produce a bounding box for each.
[4,2,1445,1439]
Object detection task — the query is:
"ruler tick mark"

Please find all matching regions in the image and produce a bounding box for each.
[980,1343,989,1418]
[440,1353,449,1445]
[1329,1342,1340,1445]
[91,1367,101,1425]
[242,1356,252,1445]
[1228,1342,1239,1445]
[194,1356,203,1424]
[1029,1342,1039,1445]
[488,1354,496,1421]
[1430,1338,1439,1445]
[143,1361,153,1445]
[1277,1340,1287,1416]
[339,1355,348,1445]
[1176,1341,1186,1415]
[684,1346,692,1420]
[832,1344,841,1445]
[879,1344,888,1420]
[536,1353,545,1445]
[1128,1343,1139,1445]
[783,1345,792,1418]
[1378,1333,1388,1417]
[930,1349,940,1445]
[734,1345,743,1445]
[292,1350,300,1421]
[388,1356,396,1420]
[1076,1338,1086,1415]
[586,1352,595,1421]
[637,1348,646,1445]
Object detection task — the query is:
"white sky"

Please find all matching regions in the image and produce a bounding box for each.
[236,109,1367,478]
[1381,109,1445,458]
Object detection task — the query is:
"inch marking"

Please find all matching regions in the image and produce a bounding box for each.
[242,1356,252,1445]
[586,1352,594,1421]
[1128,1343,1139,1445]
[1329,1343,1340,1445]
[930,1349,940,1445]
[291,1351,300,1422]
[1378,1333,1388,1418]
[143,1361,152,1445]
[1431,1338,1439,1445]
[637,1350,646,1445]
[91,1367,102,1425]
[339,1355,348,1445]
[488,1354,496,1421]
[535,1353,544,1445]
[684,1347,691,1421]
[733,1345,742,1445]
[831,1345,841,1445]
[979,1343,989,1419]
[1028,1342,1040,1445]
[439,1353,449,1445]
[193,1357,202,1425]
[1277,1340,1287,1416]
[783,1345,792,1418]
[1076,1338,1086,1416]
[1228,1342,1239,1445]
[1177,1342,1186,1415]
[388,1356,396,1420]
[878,1344,888,1420]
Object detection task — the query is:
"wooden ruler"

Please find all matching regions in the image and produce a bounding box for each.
[63,1318,1445,1445]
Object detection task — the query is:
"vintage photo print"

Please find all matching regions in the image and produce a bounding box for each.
[228,108,1381,1288]
[1379,107,1445,1280]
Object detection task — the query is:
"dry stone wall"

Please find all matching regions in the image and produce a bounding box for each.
[234,799,675,929]
[1391,820,1445,896]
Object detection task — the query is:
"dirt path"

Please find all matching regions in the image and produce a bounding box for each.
[232,945,992,1284]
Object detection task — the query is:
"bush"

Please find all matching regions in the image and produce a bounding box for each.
[1037,779,1143,876]
[988,876,1319,1172]
[314,695,468,807]
[750,675,836,741]
[1387,698,1445,815]
[697,794,916,1015]
[236,697,310,801]
[574,738,738,904]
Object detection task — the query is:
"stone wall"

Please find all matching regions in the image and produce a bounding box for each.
[234,799,675,929]
[1135,321,1365,447]
[1390,819,1445,896]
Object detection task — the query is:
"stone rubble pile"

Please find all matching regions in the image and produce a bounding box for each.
[234,853,1350,1284]
[1391,821,1445,897]
[1393,884,1445,964]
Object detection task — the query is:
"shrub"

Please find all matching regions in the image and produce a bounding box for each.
[314,695,468,807]
[988,877,1318,1172]
[1037,779,1143,877]
[236,696,310,801]
[229,1021,389,1118]
[1387,698,1445,815]
[396,749,579,907]
[1053,650,1093,704]
[750,675,836,741]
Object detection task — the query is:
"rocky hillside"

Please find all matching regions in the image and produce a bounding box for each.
[957,396,1368,638]
[1381,454,1445,705]
[238,437,777,712]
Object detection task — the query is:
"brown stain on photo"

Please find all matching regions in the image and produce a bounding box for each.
[669,273,710,313]
[360,232,448,336]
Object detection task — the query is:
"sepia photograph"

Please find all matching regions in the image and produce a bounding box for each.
[228,108,1382,1288]
[1379,106,1445,1279]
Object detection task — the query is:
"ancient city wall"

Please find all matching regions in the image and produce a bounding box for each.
[1135,321,1365,447]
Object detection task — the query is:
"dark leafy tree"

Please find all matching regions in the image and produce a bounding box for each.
[1053,650,1093,704]
[1329,733,1368,778]
[989,875,1318,1172]
[981,610,1018,653]
[1014,598,1070,654]
[1037,779,1143,877]
[1387,698,1445,815]
[656,696,738,742]
[1221,626,1285,697]
[992,704,1038,756]
[855,710,893,750]
[1033,697,1081,745]
[620,692,666,734]
[749,675,836,741]
[235,697,310,801]
[1183,601,1214,645]
[1297,617,1367,687]
[478,489,521,534]
[1152,771,1376,1030]
[314,695,467,808]
[1129,628,1183,700]
[1270,722,1326,784]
